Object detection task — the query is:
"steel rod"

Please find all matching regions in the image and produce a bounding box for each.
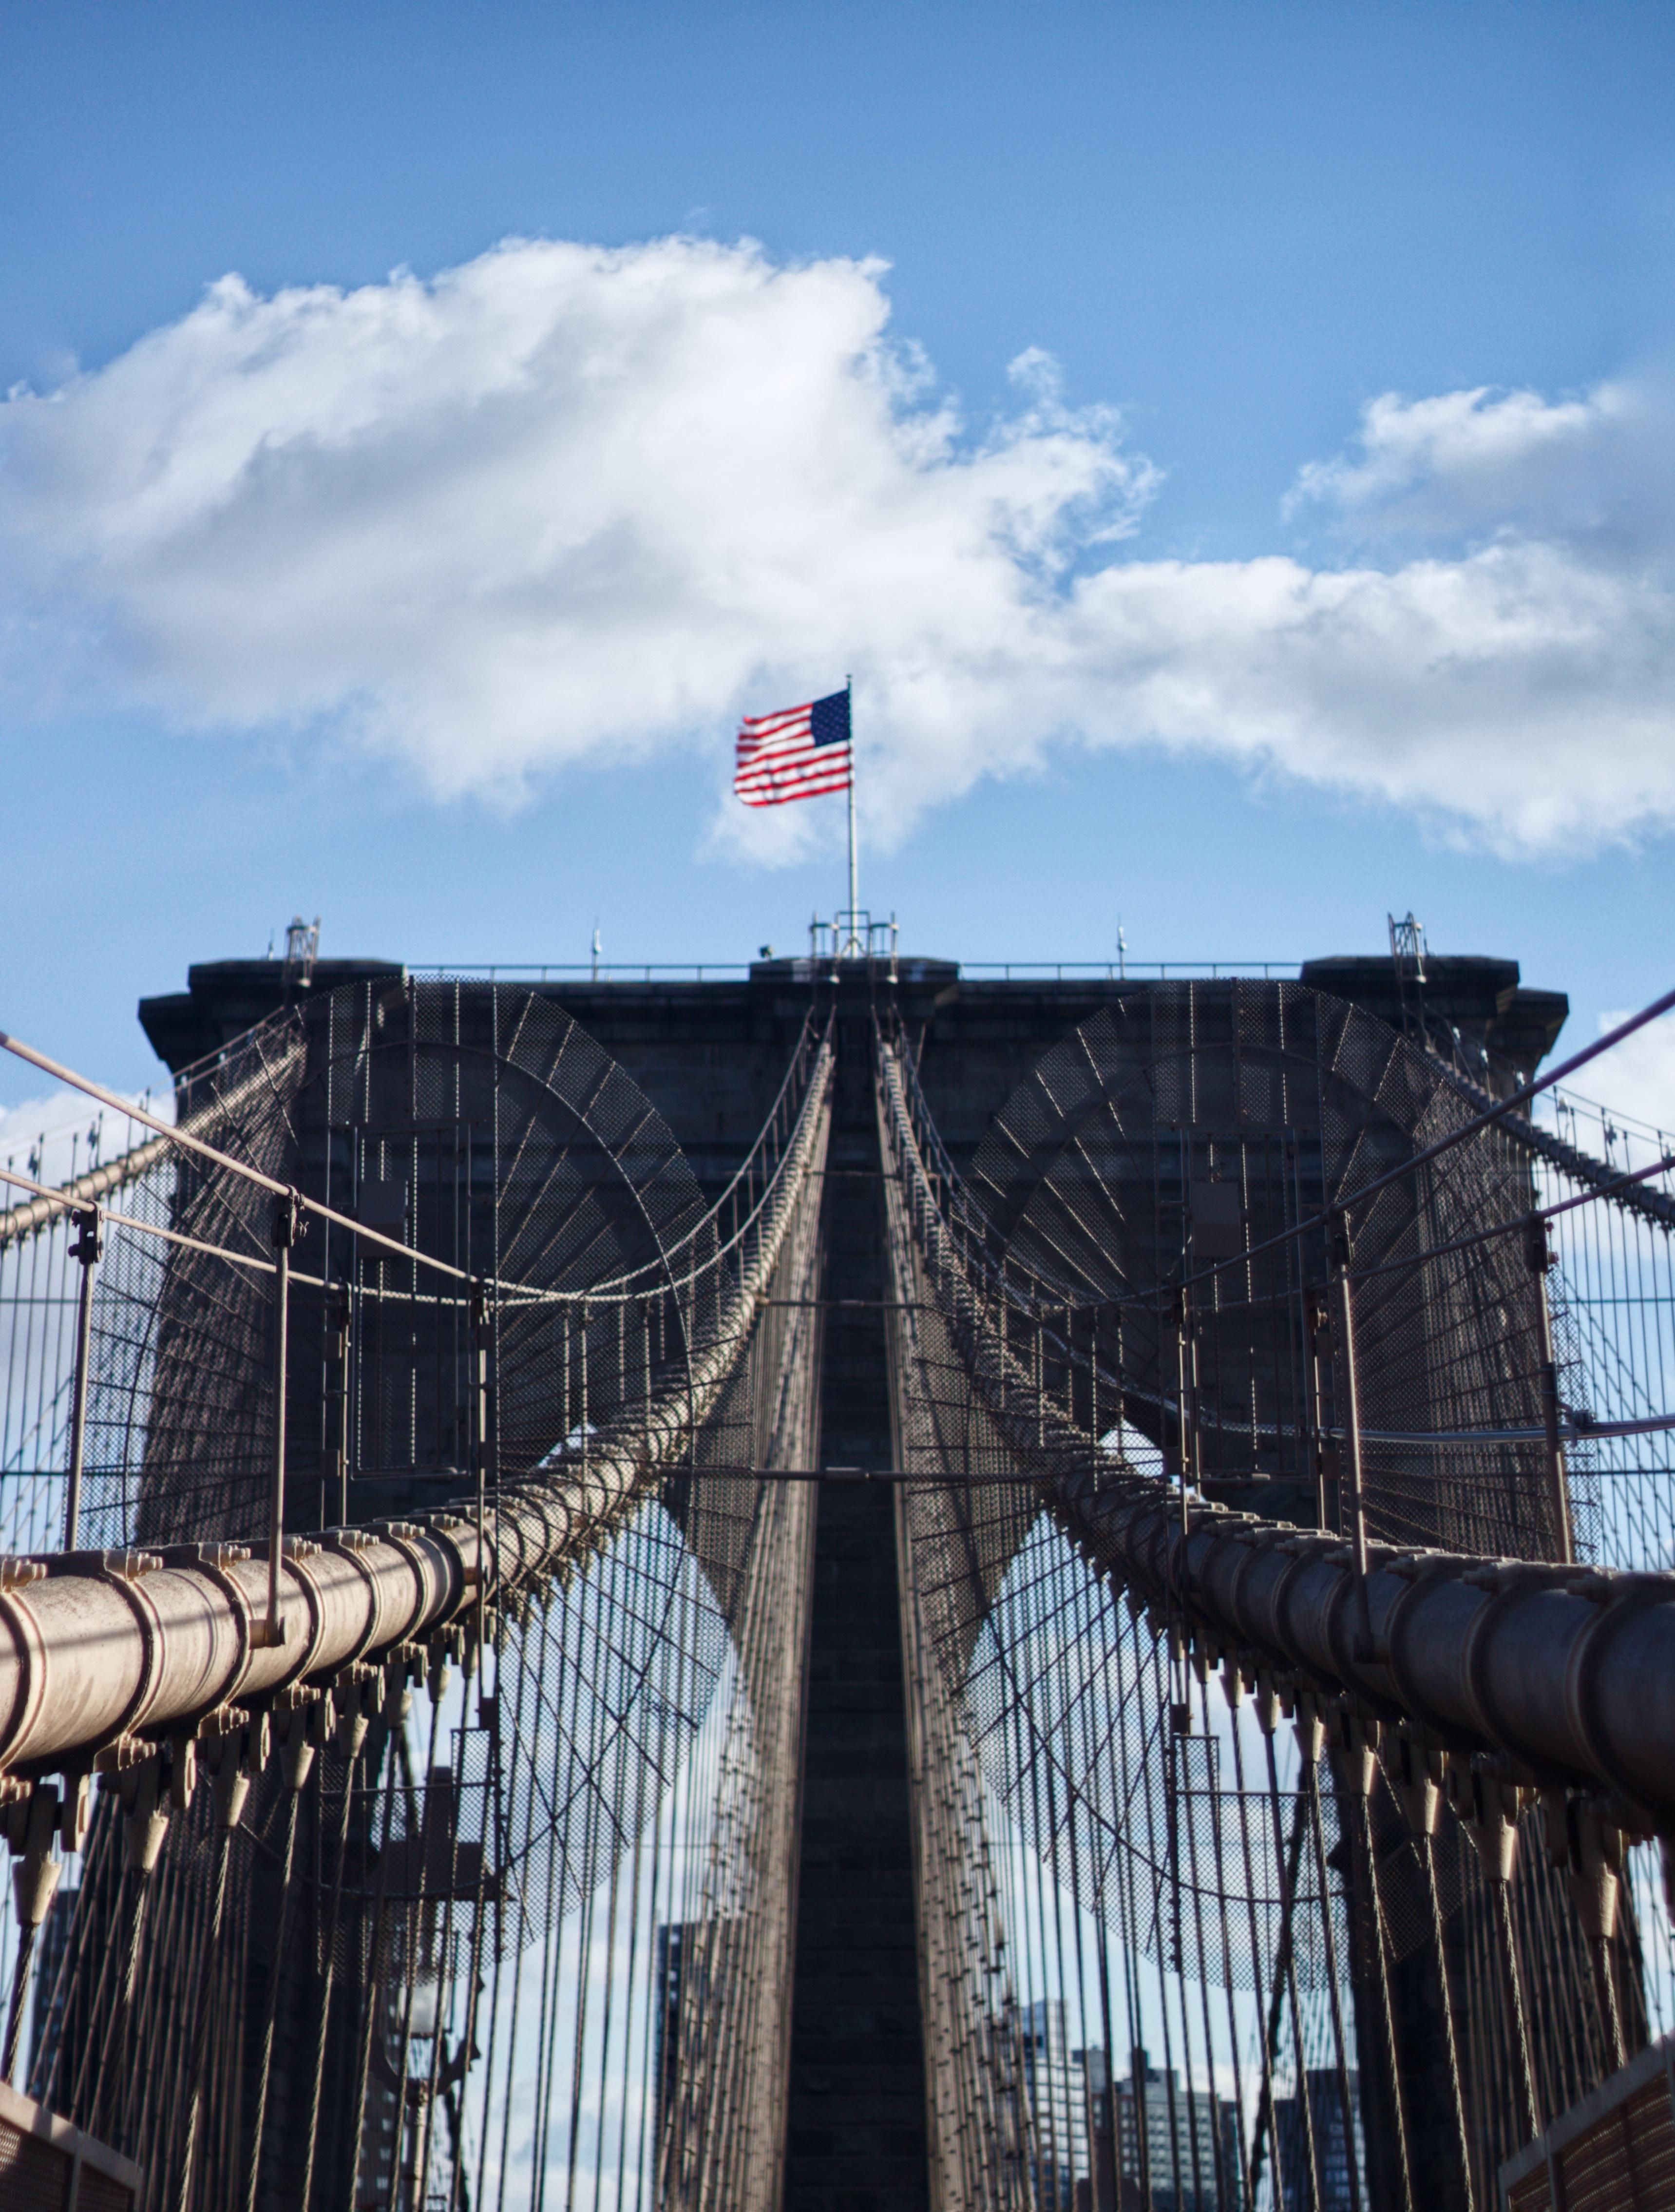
[264,1194,298,1646]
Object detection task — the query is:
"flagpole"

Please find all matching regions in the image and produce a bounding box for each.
[845,674,858,955]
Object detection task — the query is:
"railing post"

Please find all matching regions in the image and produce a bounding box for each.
[471,1285,492,1658]
[1304,1288,1332,1530]
[326,1280,351,1527]
[1174,1288,1198,1497]
[262,1191,304,1647]
[64,1205,102,1551]
[1525,1213,1575,1565]
[1329,1214,1373,1658]
[1089,1306,1100,1467]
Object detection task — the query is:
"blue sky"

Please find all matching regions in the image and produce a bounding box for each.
[2,0,1674,1109]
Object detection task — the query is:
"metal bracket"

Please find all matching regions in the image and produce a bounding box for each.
[93,1735,151,1775]
[324,1528,378,1555]
[46,1549,163,1583]
[193,1542,252,1571]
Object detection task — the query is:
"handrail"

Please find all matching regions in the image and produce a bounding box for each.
[0,1041,306,1253]
[409,960,1303,982]
[1437,1060,1675,1233]
[410,964,754,982]
[0,1136,172,1250]
[956,961,1299,981]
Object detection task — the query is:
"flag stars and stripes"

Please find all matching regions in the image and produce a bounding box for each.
[734,688,853,807]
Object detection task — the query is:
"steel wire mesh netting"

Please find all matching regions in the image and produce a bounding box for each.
[878,980,1675,2212]
[955,982,1566,1560]
[1524,1081,1675,2104]
[77,978,725,1549]
[879,1076,1037,2208]
[1,982,831,2212]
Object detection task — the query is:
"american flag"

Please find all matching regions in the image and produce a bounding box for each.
[734,689,852,807]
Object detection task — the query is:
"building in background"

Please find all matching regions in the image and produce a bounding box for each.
[1273,2070,1366,2212]
[654,1922,691,2148]
[1113,2048,1241,2212]
[1022,2000,1095,2206]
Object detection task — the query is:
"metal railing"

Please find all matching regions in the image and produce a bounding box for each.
[409,963,753,983]
[957,959,1299,980]
[409,956,1302,984]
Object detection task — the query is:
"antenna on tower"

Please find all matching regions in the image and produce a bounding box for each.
[591,922,602,983]
[1388,910,1427,1041]
[280,915,320,996]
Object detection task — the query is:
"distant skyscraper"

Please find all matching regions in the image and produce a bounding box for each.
[1113,2048,1241,2211]
[1028,2022,1241,2212]
[654,1923,692,2147]
[1022,2000,1095,2206]
[1272,2071,1365,2212]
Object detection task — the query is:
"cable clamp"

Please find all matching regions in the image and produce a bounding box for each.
[193,1542,251,1570]
[92,1733,150,1775]
[98,1550,164,1582]
[324,1528,378,1555]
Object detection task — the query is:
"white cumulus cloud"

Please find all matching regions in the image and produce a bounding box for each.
[2,234,1673,858]
[1290,381,1675,561]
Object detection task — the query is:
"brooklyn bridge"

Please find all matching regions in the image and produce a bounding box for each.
[1,926,1674,2212]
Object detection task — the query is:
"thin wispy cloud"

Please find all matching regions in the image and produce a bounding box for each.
[2,235,1672,860]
